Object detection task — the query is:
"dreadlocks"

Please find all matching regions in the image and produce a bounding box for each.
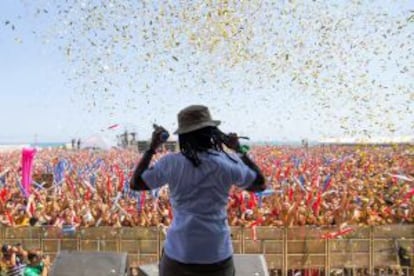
[179,126,236,167]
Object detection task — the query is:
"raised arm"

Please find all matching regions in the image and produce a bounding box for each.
[238,153,266,192]
[130,149,155,191]
[225,133,266,192]
[130,126,167,191]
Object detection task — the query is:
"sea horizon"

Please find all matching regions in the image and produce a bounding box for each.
[0,140,309,148]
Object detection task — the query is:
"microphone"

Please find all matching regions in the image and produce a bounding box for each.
[153,124,169,142]
[217,130,249,143]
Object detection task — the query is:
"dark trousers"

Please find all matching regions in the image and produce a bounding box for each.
[159,252,235,276]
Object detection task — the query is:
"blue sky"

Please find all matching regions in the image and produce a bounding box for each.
[0,0,413,144]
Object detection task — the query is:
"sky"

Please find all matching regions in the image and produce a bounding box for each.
[0,0,413,144]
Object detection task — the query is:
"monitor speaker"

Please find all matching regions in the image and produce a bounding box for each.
[50,251,128,276]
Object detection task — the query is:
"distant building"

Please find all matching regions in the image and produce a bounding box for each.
[137,140,178,153]
[115,129,178,151]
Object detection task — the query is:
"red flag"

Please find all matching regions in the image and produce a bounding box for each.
[239,193,246,213]
[114,165,124,192]
[107,124,119,130]
[247,192,257,209]
[306,192,313,206]
[288,187,294,202]
[312,192,322,216]
[29,203,35,217]
[284,165,291,178]
[302,164,307,173]
[85,189,91,201]
[275,169,281,181]
[0,187,8,202]
[403,188,414,201]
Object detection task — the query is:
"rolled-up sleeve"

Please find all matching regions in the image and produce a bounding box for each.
[141,155,171,190]
[229,154,257,189]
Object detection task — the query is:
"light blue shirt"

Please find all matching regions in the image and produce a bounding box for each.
[142,150,256,264]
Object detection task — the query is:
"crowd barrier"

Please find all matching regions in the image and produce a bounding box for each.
[0,225,412,275]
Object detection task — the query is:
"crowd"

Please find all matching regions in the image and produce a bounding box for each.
[0,243,50,275]
[0,145,412,233]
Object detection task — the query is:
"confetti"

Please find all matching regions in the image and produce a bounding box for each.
[10,0,412,139]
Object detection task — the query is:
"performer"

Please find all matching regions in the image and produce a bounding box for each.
[130,105,266,276]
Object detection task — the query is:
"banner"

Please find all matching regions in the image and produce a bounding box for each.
[21,147,36,197]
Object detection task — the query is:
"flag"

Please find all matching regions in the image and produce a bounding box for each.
[288,187,294,202]
[306,192,313,206]
[255,189,275,207]
[293,157,301,168]
[85,189,91,201]
[90,174,97,187]
[322,175,332,192]
[247,192,257,209]
[239,193,246,213]
[115,165,125,192]
[295,175,307,192]
[107,124,119,130]
[0,187,8,202]
[299,175,306,186]
[403,188,414,201]
[387,173,413,182]
[284,165,291,178]
[312,192,322,216]
[21,148,36,197]
[54,159,66,184]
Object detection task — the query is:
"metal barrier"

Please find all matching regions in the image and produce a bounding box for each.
[0,225,413,275]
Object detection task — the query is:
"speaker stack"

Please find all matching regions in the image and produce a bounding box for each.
[50,251,129,276]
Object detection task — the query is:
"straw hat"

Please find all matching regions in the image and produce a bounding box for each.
[174,105,221,135]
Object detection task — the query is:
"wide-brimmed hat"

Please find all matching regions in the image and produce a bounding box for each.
[174,105,221,135]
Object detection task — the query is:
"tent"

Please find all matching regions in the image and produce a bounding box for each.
[81,134,114,150]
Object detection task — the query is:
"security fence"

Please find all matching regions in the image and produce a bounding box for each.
[0,225,413,275]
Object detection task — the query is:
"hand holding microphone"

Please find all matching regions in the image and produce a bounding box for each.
[220,131,250,154]
[222,133,241,151]
[150,124,169,151]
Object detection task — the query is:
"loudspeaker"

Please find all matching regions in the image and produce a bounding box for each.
[138,263,159,276]
[138,254,268,276]
[50,251,128,276]
[234,254,269,276]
